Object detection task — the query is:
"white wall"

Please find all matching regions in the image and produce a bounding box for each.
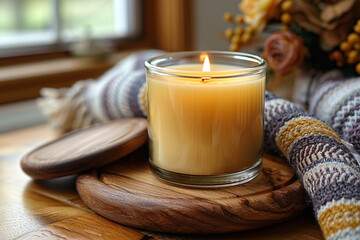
[193,0,240,51]
[192,0,271,54]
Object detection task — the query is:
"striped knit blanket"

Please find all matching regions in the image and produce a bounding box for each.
[38,50,360,240]
[309,77,360,155]
[265,92,360,240]
[293,69,360,155]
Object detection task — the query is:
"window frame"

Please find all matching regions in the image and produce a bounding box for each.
[0,0,142,59]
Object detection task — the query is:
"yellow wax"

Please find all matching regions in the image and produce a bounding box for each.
[147,64,265,175]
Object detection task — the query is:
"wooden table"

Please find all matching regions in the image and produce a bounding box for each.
[0,125,324,240]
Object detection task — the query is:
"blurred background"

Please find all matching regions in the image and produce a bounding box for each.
[0,0,141,53]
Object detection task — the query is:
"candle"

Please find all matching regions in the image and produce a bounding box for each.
[145,51,266,187]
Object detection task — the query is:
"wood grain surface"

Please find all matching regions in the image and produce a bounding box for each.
[77,147,308,234]
[21,119,147,179]
[0,124,324,240]
[16,213,146,240]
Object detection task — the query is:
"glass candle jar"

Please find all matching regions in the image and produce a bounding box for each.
[145,51,266,188]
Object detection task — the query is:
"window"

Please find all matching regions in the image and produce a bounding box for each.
[0,0,141,56]
[0,0,193,105]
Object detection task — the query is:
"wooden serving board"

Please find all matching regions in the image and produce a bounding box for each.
[76,148,307,234]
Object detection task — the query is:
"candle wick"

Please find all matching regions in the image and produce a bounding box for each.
[202,77,210,82]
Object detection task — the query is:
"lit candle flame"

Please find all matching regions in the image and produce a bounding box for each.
[202,55,211,72]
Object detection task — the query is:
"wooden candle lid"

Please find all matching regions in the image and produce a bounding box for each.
[77,149,307,234]
[21,118,147,180]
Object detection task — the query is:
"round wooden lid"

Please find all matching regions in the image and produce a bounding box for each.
[77,149,307,234]
[21,118,147,180]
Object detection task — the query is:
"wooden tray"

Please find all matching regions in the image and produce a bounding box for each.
[76,148,307,234]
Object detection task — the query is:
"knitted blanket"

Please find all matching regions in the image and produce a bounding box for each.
[265,92,360,240]
[38,50,360,240]
[309,77,360,155]
[38,50,165,134]
[292,69,344,108]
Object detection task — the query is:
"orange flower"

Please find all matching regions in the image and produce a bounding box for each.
[240,0,282,29]
[263,31,304,75]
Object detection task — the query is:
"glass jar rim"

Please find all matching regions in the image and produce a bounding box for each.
[145,51,267,79]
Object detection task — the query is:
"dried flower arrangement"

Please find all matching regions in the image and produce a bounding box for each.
[223,0,360,75]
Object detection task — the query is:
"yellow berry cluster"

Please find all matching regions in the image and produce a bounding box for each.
[223,11,255,51]
[280,0,294,31]
[330,19,360,74]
